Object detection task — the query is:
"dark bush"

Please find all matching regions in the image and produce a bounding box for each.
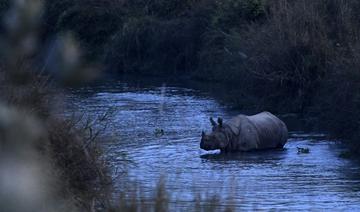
[43,0,122,58]
[122,0,195,19]
[210,0,266,31]
[311,43,360,152]
[106,15,207,74]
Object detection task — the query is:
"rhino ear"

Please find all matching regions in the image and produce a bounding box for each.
[210,117,217,127]
[218,117,223,128]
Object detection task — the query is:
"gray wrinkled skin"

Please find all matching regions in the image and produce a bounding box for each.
[200,112,288,152]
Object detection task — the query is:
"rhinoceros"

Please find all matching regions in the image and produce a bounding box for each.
[200,112,288,152]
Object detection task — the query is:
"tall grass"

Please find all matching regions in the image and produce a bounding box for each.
[0,1,112,210]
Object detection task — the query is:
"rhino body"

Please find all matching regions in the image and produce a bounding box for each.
[200,112,288,152]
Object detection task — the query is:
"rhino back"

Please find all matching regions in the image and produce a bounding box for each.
[247,112,288,149]
[224,115,246,135]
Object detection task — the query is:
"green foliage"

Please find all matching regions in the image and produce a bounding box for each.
[211,0,265,31]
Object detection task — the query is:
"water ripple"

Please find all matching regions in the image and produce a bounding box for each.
[66,81,360,210]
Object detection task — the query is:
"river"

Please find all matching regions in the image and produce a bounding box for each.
[66,77,360,210]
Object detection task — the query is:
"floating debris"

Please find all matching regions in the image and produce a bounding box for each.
[154,128,165,137]
[297,147,310,154]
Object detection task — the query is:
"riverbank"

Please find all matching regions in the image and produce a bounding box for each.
[39,0,360,153]
[0,1,113,210]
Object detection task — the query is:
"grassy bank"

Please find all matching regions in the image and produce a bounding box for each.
[0,1,111,210]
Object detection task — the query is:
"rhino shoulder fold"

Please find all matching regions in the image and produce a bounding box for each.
[225,115,247,136]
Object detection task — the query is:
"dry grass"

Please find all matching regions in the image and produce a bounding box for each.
[0,1,113,210]
[109,179,237,212]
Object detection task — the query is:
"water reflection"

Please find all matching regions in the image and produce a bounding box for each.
[200,148,288,163]
[66,78,360,210]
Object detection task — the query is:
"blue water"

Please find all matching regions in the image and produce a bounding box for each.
[66,79,360,210]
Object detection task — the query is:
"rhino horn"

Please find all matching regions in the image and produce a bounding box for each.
[210,117,217,127]
[201,131,205,137]
[218,117,223,127]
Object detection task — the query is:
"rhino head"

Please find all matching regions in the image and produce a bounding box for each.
[200,117,229,151]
